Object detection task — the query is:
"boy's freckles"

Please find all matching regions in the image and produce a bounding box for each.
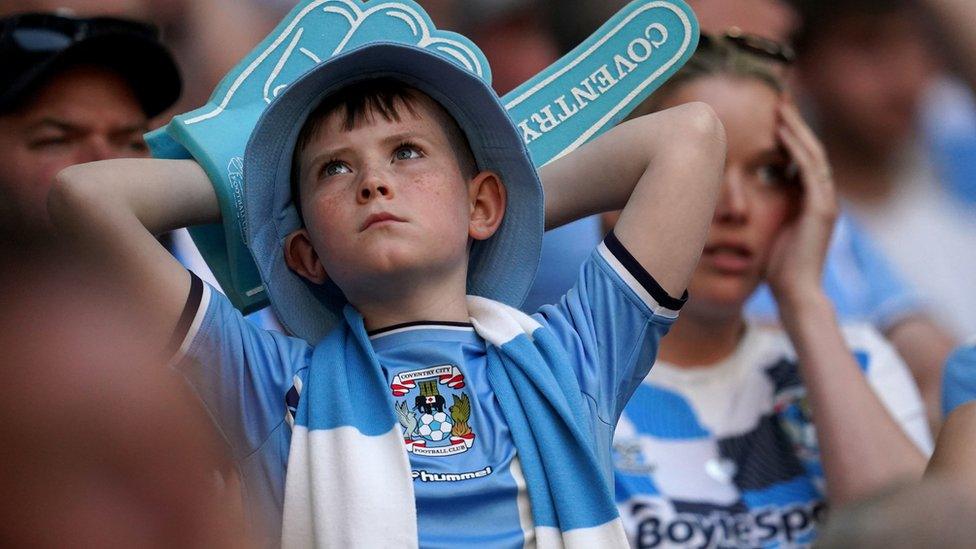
[296,95,474,295]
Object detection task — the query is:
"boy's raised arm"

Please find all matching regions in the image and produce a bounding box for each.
[50,158,219,354]
[540,102,726,297]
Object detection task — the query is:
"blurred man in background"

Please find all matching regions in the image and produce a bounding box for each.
[793,0,976,342]
[544,0,797,52]
[0,6,285,330]
[0,11,180,237]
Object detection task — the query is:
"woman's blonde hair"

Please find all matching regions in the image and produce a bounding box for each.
[629,32,787,118]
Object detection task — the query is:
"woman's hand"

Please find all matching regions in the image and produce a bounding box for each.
[764,104,928,502]
[765,100,839,306]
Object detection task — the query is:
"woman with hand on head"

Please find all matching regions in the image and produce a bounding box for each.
[610,35,932,548]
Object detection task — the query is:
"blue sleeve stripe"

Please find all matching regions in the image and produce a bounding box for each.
[600,231,688,316]
[167,272,212,365]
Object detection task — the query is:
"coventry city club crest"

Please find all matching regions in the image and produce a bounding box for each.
[391,364,476,457]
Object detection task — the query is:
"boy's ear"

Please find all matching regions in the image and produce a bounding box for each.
[467,170,506,241]
[284,229,328,284]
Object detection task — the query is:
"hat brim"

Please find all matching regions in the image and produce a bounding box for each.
[244,42,543,342]
[2,33,181,117]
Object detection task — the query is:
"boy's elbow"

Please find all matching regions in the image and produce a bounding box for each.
[672,102,726,155]
[49,164,106,231]
[660,102,727,189]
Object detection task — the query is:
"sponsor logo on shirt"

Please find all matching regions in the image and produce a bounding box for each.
[627,499,827,548]
[391,364,477,457]
[412,466,493,483]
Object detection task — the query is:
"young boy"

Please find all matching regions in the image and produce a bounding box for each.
[50,42,725,547]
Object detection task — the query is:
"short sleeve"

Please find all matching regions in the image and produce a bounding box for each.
[843,324,934,454]
[535,231,687,425]
[942,340,976,416]
[169,273,311,459]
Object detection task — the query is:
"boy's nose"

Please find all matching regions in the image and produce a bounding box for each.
[357,172,392,203]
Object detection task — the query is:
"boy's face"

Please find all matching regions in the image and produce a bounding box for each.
[289,94,500,303]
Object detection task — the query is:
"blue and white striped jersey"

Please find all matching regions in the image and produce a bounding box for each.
[613,323,932,549]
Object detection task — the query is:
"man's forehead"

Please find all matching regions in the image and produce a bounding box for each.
[12,67,148,130]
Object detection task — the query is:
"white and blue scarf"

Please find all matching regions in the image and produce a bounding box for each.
[281,296,627,548]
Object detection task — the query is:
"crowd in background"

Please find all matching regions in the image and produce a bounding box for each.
[2,0,976,547]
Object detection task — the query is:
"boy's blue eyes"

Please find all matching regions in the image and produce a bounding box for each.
[321,144,423,178]
[394,146,422,161]
[324,161,352,176]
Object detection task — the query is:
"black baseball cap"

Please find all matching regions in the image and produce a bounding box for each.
[0,12,181,117]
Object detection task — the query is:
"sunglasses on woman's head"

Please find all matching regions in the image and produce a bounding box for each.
[700,28,796,65]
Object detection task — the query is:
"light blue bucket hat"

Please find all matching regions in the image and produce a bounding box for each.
[145,0,700,343]
[244,42,544,342]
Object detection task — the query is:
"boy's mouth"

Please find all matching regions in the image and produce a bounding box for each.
[361,212,406,231]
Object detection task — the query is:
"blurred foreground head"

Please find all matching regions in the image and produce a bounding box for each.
[0,241,249,547]
[816,475,976,549]
[0,12,180,236]
[819,401,976,549]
